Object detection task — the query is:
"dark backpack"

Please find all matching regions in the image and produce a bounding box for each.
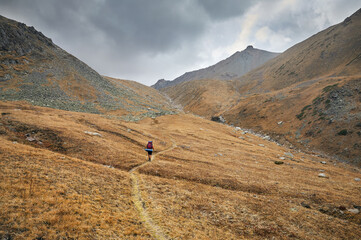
[147,142,153,149]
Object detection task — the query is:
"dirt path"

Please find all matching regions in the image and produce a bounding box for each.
[129,141,176,240]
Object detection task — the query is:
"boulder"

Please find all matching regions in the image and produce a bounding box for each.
[318,173,328,178]
[84,131,102,137]
[301,202,311,209]
[211,115,226,123]
[347,208,360,214]
[284,152,294,159]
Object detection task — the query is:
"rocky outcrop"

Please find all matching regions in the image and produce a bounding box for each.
[152,78,171,90]
[0,16,54,55]
[211,115,226,123]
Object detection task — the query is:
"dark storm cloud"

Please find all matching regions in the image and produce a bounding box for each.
[0,0,221,82]
[87,1,207,53]
[0,0,360,85]
[2,0,213,53]
[196,0,257,20]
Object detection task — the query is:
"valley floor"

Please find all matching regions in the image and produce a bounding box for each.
[0,101,360,239]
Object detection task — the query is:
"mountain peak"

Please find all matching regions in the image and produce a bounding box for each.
[152,46,280,90]
[0,15,55,55]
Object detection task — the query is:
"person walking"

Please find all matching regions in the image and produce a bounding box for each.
[145,141,154,161]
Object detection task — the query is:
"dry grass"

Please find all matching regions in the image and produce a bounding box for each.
[162,9,361,166]
[0,101,360,239]
[164,75,361,166]
[46,73,99,102]
[0,135,150,239]
[104,77,176,117]
[0,54,31,92]
[135,115,361,239]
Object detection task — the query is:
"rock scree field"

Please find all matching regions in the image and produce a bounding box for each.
[0,101,360,239]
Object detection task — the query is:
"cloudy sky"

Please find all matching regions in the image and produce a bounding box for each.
[0,0,360,85]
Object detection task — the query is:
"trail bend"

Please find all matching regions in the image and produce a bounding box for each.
[129,141,177,240]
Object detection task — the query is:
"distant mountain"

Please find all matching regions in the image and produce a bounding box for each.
[152,46,280,89]
[0,15,176,119]
[234,9,361,94]
[162,8,361,165]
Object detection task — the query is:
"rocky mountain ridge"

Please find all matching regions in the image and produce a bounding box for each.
[234,8,361,94]
[152,45,280,90]
[162,8,361,166]
[0,15,177,119]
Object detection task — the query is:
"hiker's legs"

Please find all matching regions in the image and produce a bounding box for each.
[148,153,151,161]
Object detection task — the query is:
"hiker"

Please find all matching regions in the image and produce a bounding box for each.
[145,141,154,161]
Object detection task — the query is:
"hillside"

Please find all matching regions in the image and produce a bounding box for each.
[1,101,360,239]
[0,15,176,119]
[0,10,360,240]
[162,9,361,165]
[234,8,361,94]
[163,79,240,117]
[152,46,279,90]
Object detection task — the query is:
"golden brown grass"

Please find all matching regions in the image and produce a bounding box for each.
[135,115,361,239]
[0,54,31,92]
[0,134,150,239]
[104,77,176,117]
[51,73,99,102]
[164,75,361,167]
[162,9,361,166]
[0,101,360,239]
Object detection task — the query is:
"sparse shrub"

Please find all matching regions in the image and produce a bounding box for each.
[325,99,331,109]
[288,71,296,76]
[296,105,312,120]
[296,112,304,120]
[337,129,348,135]
[306,130,314,137]
[312,96,323,105]
[323,84,338,93]
[355,123,361,128]
[302,105,312,112]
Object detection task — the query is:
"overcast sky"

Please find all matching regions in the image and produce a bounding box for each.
[0,0,360,85]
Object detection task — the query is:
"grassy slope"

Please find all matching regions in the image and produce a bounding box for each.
[164,75,361,165]
[0,15,175,117]
[163,79,240,117]
[234,9,361,93]
[162,9,361,165]
[1,101,360,239]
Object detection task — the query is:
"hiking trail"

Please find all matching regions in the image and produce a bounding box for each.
[129,141,176,240]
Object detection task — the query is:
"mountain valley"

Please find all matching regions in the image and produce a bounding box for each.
[162,9,361,166]
[0,9,360,240]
